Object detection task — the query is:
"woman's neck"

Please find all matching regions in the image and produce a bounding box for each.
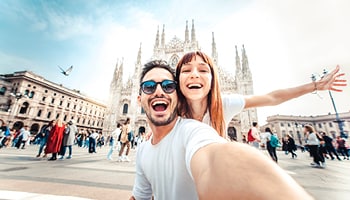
[188,98,208,121]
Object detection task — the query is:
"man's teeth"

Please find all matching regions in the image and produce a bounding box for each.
[152,101,167,106]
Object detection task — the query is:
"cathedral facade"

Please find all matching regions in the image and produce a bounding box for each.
[102,20,257,142]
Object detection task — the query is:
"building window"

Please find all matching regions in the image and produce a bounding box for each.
[0,86,6,95]
[329,123,333,127]
[28,91,35,98]
[51,98,55,104]
[42,96,46,102]
[280,122,284,127]
[19,102,29,114]
[60,100,63,106]
[67,103,70,108]
[123,104,128,114]
[37,110,42,117]
[24,89,29,96]
[318,123,322,128]
[64,115,67,121]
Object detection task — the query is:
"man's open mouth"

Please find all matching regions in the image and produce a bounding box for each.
[152,100,168,112]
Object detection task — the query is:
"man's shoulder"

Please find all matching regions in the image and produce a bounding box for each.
[178,117,213,130]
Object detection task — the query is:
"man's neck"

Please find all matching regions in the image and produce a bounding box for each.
[149,117,178,145]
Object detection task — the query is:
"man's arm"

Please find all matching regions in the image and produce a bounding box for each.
[191,142,314,200]
[244,65,346,109]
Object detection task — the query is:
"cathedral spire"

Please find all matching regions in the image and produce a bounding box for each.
[235,45,242,79]
[191,19,196,42]
[185,20,189,43]
[161,24,165,47]
[211,32,218,65]
[137,43,142,65]
[154,26,160,50]
[241,44,251,75]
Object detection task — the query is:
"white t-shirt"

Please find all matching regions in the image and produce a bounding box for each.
[132,117,227,200]
[202,94,245,130]
[111,127,121,139]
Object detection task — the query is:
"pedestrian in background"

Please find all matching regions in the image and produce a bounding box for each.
[45,119,65,161]
[286,134,297,159]
[59,120,78,159]
[118,118,131,162]
[107,123,122,160]
[36,120,55,158]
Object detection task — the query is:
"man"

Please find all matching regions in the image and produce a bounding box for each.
[130,60,312,200]
[249,121,261,148]
[59,120,78,159]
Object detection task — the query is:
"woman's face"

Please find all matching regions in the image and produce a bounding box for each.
[179,55,212,102]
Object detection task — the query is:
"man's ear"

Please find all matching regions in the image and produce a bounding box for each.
[137,95,141,106]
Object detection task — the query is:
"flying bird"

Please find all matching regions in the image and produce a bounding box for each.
[58,65,73,76]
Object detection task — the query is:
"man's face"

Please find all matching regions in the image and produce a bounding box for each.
[138,67,178,126]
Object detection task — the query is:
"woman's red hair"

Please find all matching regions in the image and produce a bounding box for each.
[175,51,225,137]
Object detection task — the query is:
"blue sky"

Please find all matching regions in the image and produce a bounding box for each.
[1,0,349,124]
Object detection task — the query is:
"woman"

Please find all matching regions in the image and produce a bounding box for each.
[45,119,65,161]
[286,134,297,159]
[175,51,346,137]
[36,120,55,158]
[118,118,132,162]
[304,125,324,168]
[264,127,278,162]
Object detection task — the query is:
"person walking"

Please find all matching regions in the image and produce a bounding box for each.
[107,123,122,160]
[36,120,55,158]
[264,127,279,162]
[305,125,324,168]
[336,136,350,160]
[118,118,131,162]
[59,120,78,159]
[45,119,65,161]
[16,125,30,149]
[322,132,341,161]
[247,122,260,149]
[286,134,297,159]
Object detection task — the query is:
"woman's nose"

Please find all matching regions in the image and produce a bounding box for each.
[190,68,199,78]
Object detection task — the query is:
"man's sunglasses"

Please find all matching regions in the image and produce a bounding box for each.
[140,80,177,95]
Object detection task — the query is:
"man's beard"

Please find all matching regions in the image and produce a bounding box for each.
[146,110,178,126]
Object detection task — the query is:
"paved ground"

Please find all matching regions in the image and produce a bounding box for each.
[0,144,349,200]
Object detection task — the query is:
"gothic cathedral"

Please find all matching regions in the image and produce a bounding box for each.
[103,20,257,142]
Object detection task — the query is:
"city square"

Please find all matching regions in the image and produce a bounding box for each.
[0,144,349,200]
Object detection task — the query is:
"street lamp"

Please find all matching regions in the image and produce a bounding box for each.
[8,92,28,126]
[312,70,346,138]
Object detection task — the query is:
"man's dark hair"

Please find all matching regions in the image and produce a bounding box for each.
[139,60,175,83]
[252,122,258,127]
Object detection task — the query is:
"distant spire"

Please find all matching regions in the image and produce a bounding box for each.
[154,26,160,49]
[235,45,241,74]
[137,43,142,65]
[161,24,165,47]
[191,19,196,42]
[211,32,218,64]
[241,44,250,74]
[185,20,189,42]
